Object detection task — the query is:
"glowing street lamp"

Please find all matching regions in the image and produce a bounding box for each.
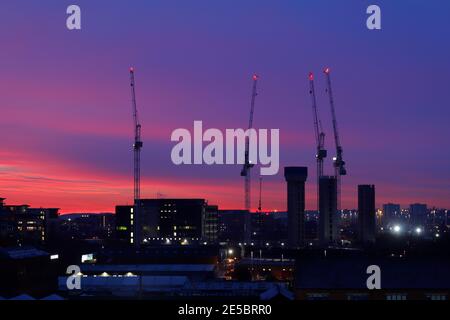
[393,225,401,233]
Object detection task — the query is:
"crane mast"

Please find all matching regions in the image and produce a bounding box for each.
[323,67,346,211]
[308,72,327,212]
[258,176,262,212]
[240,74,258,211]
[129,67,143,248]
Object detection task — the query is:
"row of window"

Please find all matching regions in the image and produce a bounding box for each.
[304,293,448,301]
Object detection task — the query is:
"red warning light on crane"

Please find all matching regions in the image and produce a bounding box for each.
[129,67,135,72]
[309,72,314,80]
[324,67,330,74]
[252,74,259,81]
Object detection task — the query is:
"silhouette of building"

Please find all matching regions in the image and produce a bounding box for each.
[410,203,427,228]
[382,203,401,227]
[58,213,115,241]
[217,210,249,242]
[0,198,59,246]
[284,167,308,248]
[294,249,450,300]
[0,247,58,298]
[357,185,376,244]
[319,176,338,246]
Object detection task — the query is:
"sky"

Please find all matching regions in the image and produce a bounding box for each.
[0,0,449,213]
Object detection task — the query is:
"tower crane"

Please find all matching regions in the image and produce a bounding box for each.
[308,72,327,212]
[258,176,262,212]
[129,67,143,248]
[240,74,259,211]
[323,67,346,210]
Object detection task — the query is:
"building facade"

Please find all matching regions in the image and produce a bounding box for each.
[116,199,218,245]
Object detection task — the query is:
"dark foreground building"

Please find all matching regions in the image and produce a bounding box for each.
[0,247,59,298]
[295,249,450,300]
[319,176,338,246]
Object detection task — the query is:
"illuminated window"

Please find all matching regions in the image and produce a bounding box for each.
[386,294,407,300]
[426,294,447,301]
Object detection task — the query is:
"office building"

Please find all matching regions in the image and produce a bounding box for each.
[0,198,59,246]
[115,199,217,245]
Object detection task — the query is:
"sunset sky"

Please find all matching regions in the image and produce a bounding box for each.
[1,0,449,213]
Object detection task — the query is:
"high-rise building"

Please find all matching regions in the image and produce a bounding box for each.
[382,203,401,227]
[115,199,217,245]
[410,203,427,228]
[319,176,338,246]
[284,167,308,248]
[358,185,376,244]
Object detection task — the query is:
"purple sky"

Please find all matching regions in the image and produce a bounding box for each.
[0,0,449,212]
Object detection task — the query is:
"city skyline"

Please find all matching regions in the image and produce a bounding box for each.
[1,1,450,213]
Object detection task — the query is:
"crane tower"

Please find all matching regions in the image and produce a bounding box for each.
[129,67,143,248]
[240,74,259,211]
[323,67,346,210]
[308,72,327,212]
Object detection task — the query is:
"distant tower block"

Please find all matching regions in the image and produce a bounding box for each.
[284,167,308,248]
[358,185,376,244]
[319,176,338,246]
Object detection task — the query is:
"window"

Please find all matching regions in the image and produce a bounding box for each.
[426,294,447,301]
[306,293,329,301]
[347,293,369,301]
[386,293,407,300]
